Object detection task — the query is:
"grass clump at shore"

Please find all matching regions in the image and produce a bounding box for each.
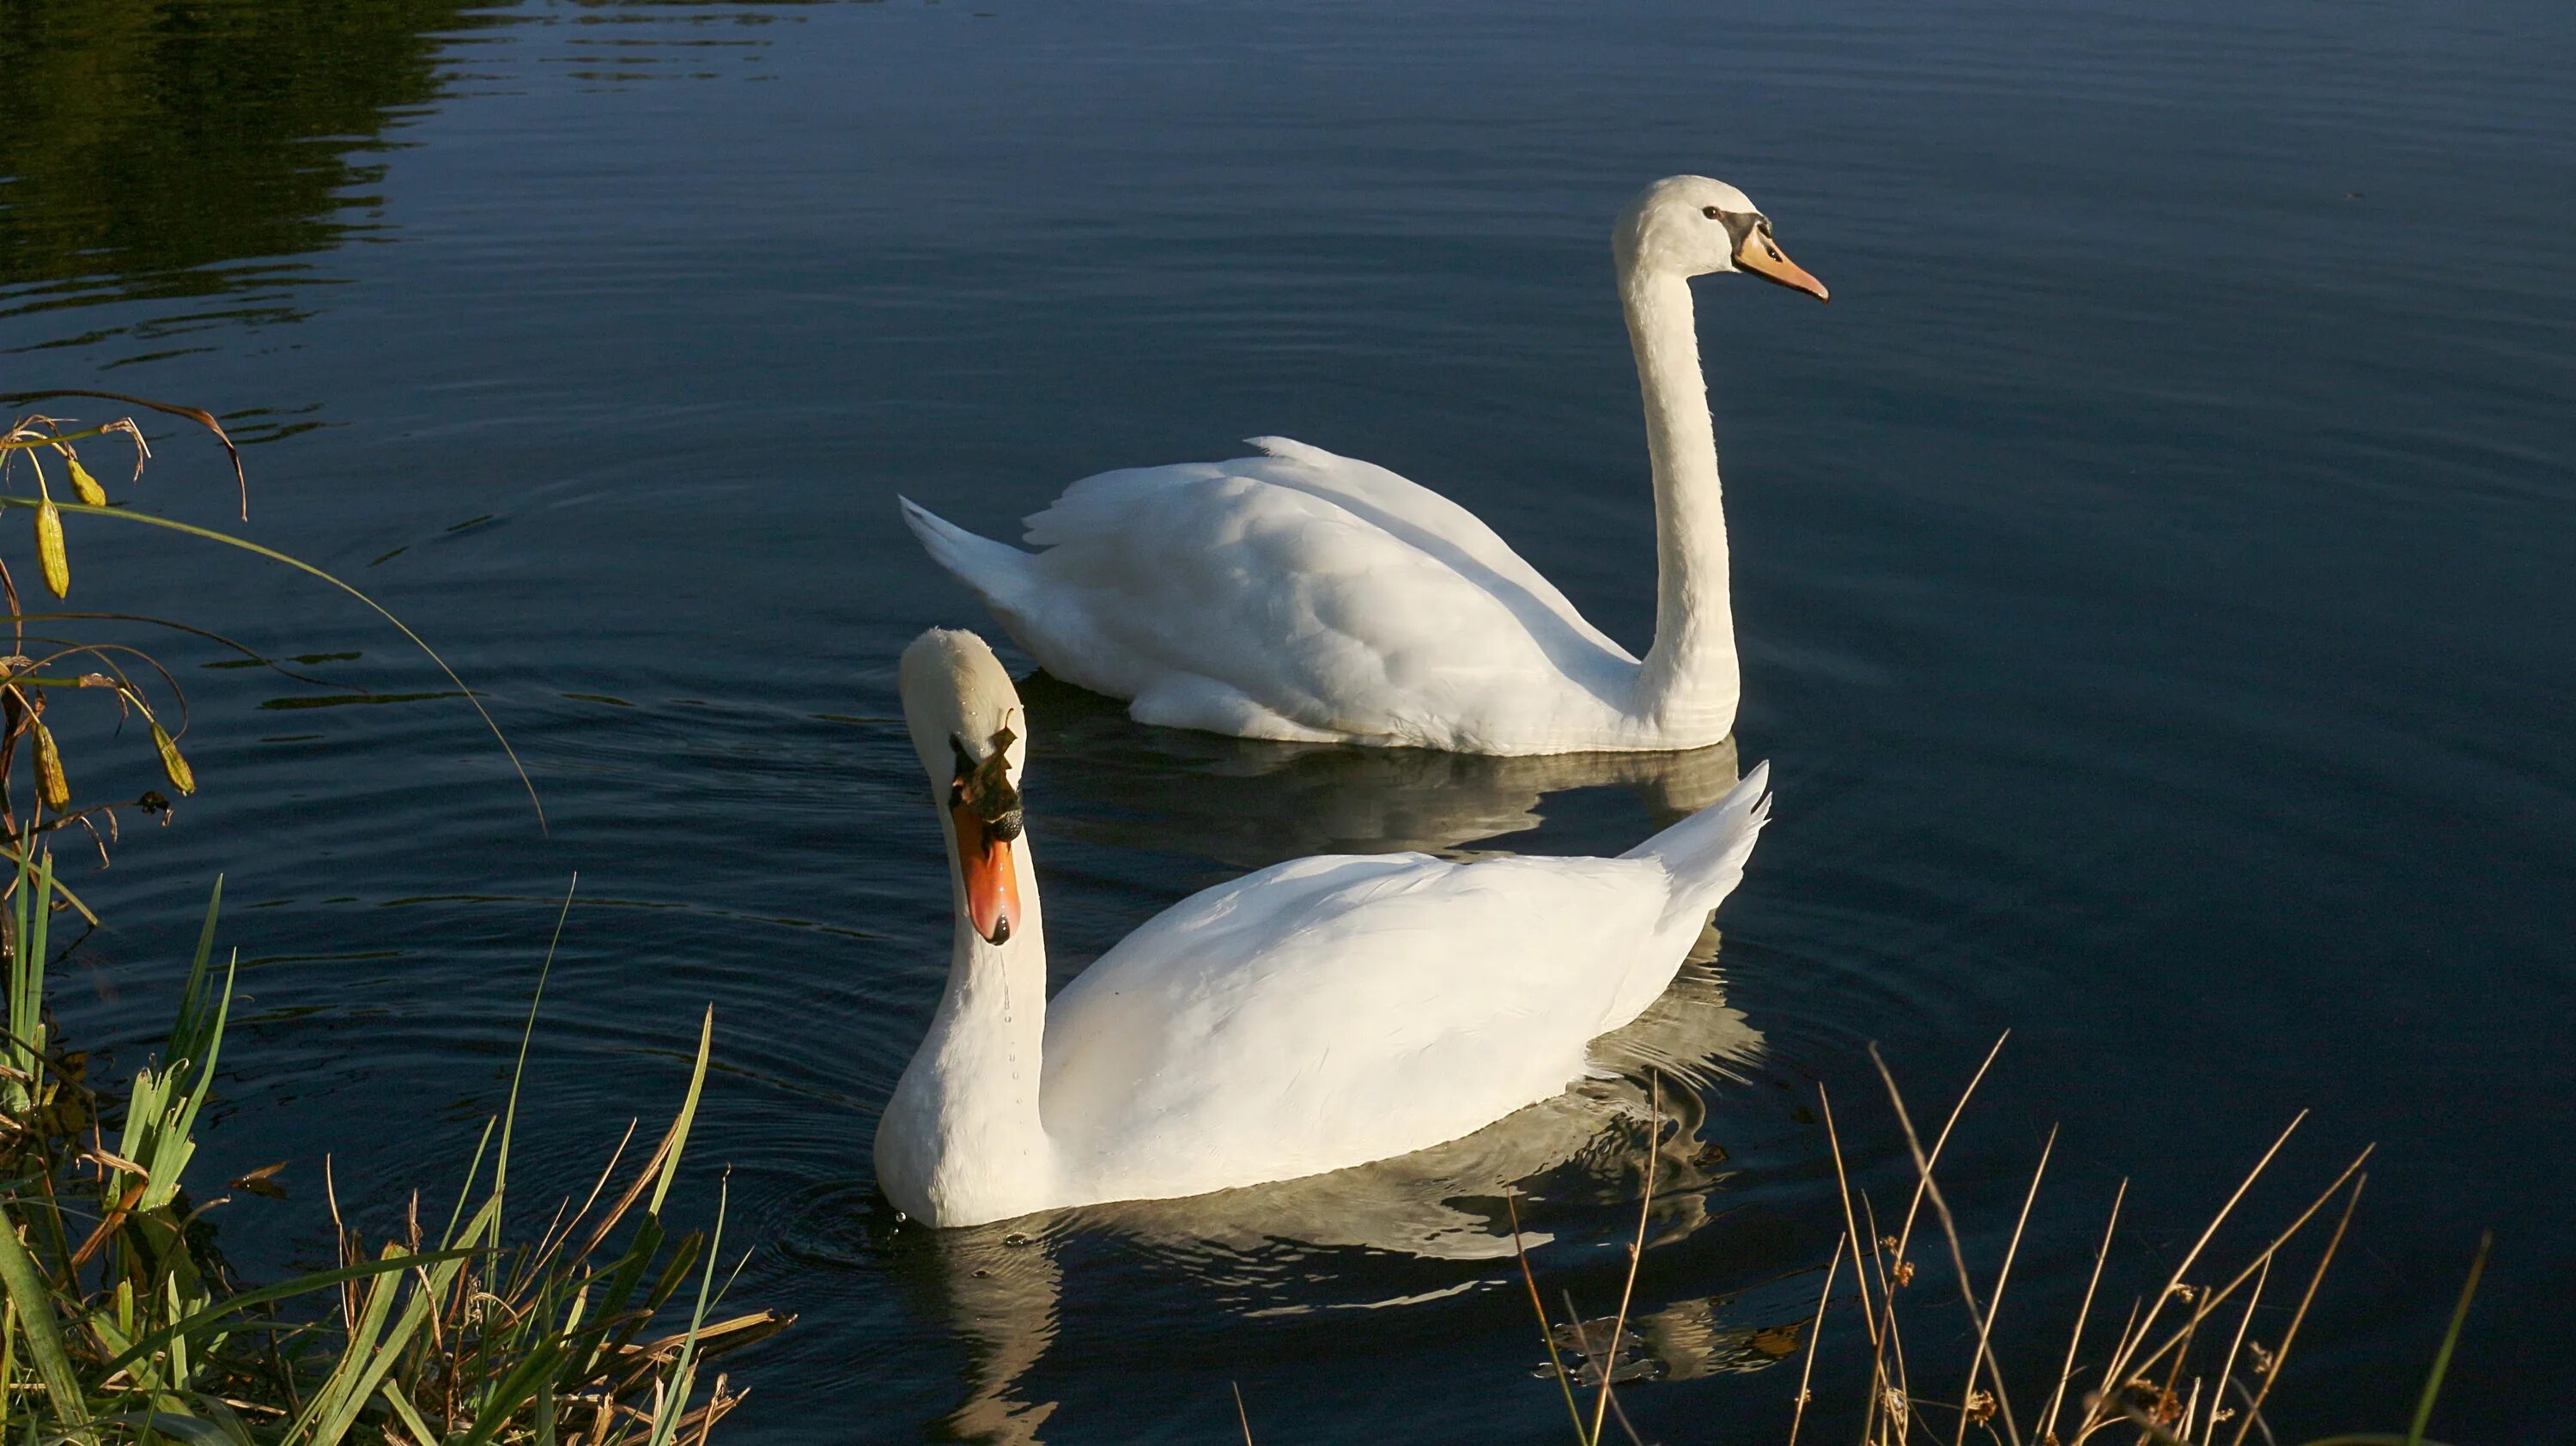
[0,859,786,1445]
[1513,1038,2487,1446]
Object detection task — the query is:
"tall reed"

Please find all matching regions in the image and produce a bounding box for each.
[1513,1040,2484,1446]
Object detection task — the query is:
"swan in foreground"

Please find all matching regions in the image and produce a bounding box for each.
[901,174,1826,756]
[877,628,1771,1227]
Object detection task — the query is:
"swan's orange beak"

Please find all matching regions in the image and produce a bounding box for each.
[1736,227,1828,301]
[951,803,1021,945]
[948,727,1025,946]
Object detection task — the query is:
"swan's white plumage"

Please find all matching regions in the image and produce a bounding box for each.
[876,628,1771,1227]
[904,437,1641,752]
[900,174,1828,756]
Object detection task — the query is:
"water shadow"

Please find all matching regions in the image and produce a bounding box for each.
[1018,670,1740,865]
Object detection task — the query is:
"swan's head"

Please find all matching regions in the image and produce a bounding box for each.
[1615,175,1827,301]
[900,628,1029,946]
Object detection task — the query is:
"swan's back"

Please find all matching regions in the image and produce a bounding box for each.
[908,438,1647,751]
[1036,848,1694,1205]
[1030,437,1628,659]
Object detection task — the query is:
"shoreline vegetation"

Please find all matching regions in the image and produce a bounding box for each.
[1504,1040,2487,1446]
[1,859,784,1446]
[1,392,781,1444]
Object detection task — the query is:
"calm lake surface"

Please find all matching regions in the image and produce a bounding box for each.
[4,0,2571,1440]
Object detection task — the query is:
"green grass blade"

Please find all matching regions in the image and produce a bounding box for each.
[642,1177,730,1446]
[496,878,578,1206]
[308,1282,438,1446]
[170,878,225,1057]
[98,1248,477,1378]
[440,1118,501,1249]
[9,496,544,830]
[0,1200,94,1440]
[6,845,33,1109]
[449,1340,570,1446]
[376,1377,441,1446]
[27,853,56,1076]
[2403,1232,2489,1446]
[0,843,94,928]
[648,1008,714,1217]
[290,1252,405,1443]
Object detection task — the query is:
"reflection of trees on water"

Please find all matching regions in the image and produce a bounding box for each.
[0,0,485,308]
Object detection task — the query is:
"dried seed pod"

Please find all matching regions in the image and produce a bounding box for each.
[32,720,70,810]
[64,453,107,507]
[35,498,69,598]
[151,720,197,795]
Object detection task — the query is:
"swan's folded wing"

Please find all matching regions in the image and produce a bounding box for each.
[1012,454,1637,744]
[1029,439,1633,663]
[1038,850,1683,1200]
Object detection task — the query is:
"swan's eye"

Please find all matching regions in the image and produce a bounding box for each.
[1701,205,1722,220]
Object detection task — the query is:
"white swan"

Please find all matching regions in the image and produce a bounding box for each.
[900,174,1826,756]
[876,628,1771,1227]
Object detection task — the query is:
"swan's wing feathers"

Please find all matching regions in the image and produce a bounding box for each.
[1243,438,1630,659]
[1022,461,1236,547]
[1017,472,1587,733]
[1042,852,1678,1192]
[1005,450,1641,743]
[1620,762,1771,927]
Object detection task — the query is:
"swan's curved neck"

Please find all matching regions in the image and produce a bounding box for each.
[1621,263,1740,736]
[878,835,1053,1224]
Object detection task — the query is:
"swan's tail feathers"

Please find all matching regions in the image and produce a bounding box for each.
[1623,761,1771,926]
[899,497,1036,610]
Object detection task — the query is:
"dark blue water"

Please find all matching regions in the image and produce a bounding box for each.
[5,0,2571,1441]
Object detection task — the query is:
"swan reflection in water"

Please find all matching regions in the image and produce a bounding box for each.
[884,923,1796,1442]
[1018,671,1744,865]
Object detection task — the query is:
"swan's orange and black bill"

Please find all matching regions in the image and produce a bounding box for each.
[1735,226,1828,301]
[950,730,1025,945]
[951,805,1020,945]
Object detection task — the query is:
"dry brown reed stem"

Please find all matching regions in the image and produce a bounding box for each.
[1785,1233,1844,1446]
[1870,1044,2025,1446]
[1886,1032,2010,1279]
[1856,1032,2008,1444]
[1588,1075,1661,1446]
[1230,1381,1255,1446]
[2206,1257,2269,1446]
[1507,1192,1589,1443]
[1556,1294,1643,1446]
[1817,1085,1879,1349]
[1856,1193,1917,1444]
[1956,1124,2056,1446]
[2040,1179,2126,1445]
[2089,1109,2310,1400]
[2221,1176,2364,1446]
[529,1118,641,1273]
[2102,1143,2374,1413]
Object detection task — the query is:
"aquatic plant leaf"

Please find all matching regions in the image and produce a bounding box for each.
[36,496,70,597]
[33,718,70,809]
[153,720,198,795]
[64,453,107,507]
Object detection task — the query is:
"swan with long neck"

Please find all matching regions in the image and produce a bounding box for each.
[900,175,1825,756]
[876,628,1771,1227]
